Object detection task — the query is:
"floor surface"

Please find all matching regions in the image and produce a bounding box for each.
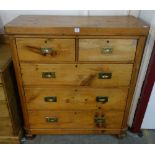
[24,130,155,144]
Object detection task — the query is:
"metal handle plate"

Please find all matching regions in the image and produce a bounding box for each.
[42,72,56,78]
[41,48,53,55]
[101,47,113,54]
[46,117,58,123]
[94,116,106,128]
[98,72,112,79]
[44,96,57,102]
[96,96,108,104]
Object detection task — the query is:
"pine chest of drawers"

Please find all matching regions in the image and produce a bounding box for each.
[5,15,149,137]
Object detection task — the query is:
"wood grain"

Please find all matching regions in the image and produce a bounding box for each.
[25,86,128,111]
[21,63,133,87]
[16,38,75,62]
[0,86,6,100]
[5,15,149,35]
[28,110,124,129]
[79,39,137,62]
[121,36,147,130]
[0,101,9,117]
[29,128,122,135]
[0,44,11,72]
[0,117,12,136]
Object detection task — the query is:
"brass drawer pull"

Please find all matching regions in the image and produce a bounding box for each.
[101,47,113,54]
[46,117,58,123]
[42,72,56,78]
[96,96,108,104]
[41,48,53,55]
[95,116,106,128]
[44,96,57,102]
[98,72,112,79]
[95,117,105,124]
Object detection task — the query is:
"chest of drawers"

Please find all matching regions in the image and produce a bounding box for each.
[0,43,22,143]
[5,15,149,137]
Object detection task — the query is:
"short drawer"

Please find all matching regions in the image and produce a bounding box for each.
[79,39,137,62]
[0,86,6,100]
[16,38,75,62]
[28,110,124,129]
[0,101,9,117]
[25,86,128,111]
[21,64,133,87]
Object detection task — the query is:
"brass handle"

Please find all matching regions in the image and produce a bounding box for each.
[95,116,105,128]
[41,48,53,55]
[42,72,56,78]
[46,117,58,123]
[44,96,57,102]
[101,47,113,54]
[96,96,108,104]
[98,73,112,79]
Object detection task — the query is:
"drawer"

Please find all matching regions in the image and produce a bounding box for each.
[21,64,133,87]
[0,101,9,117]
[28,110,124,129]
[0,117,12,136]
[25,86,128,111]
[16,38,75,62]
[0,86,6,100]
[79,39,137,62]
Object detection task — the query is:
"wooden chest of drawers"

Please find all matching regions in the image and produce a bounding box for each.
[5,15,149,136]
[0,43,22,143]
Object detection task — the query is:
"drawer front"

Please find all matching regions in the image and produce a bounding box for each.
[0,117,12,136]
[28,110,124,129]
[16,38,75,62]
[25,86,128,111]
[0,86,6,100]
[21,64,133,87]
[79,39,137,62]
[0,101,9,117]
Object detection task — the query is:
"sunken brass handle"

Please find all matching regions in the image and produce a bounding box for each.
[96,96,108,104]
[95,117,105,124]
[98,72,112,79]
[46,117,58,123]
[41,48,53,55]
[101,47,113,54]
[95,116,106,128]
[44,96,57,102]
[42,72,56,78]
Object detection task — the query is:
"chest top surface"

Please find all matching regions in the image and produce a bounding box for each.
[5,15,149,36]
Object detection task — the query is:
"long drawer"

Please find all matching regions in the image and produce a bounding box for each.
[16,38,75,62]
[28,110,124,129]
[79,39,137,62]
[25,86,128,111]
[21,64,133,87]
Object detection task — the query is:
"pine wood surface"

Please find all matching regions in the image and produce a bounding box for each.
[5,15,149,35]
[21,63,133,87]
[25,86,128,111]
